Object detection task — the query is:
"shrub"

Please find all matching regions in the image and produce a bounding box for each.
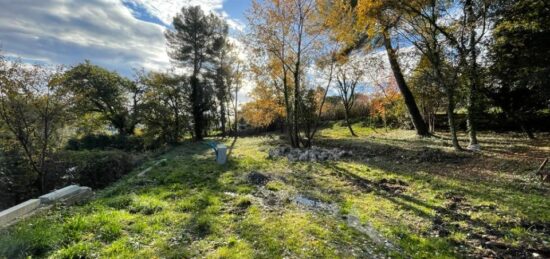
[0,149,138,210]
[0,151,39,210]
[66,134,145,151]
[47,150,137,189]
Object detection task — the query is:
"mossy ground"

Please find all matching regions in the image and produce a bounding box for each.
[1,123,549,258]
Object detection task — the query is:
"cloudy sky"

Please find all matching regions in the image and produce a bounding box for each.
[0,0,249,76]
[0,0,418,103]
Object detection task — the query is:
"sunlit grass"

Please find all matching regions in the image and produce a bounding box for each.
[1,124,548,258]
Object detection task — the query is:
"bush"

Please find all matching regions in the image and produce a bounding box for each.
[0,151,40,210]
[66,134,145,151]
[0,149,138,210]
[47,150,138,189]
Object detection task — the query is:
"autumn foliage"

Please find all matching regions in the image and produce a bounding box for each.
[242,81,285,128]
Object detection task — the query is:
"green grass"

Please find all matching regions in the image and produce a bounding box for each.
[1,123,549,258]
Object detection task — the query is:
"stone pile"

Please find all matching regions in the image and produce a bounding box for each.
[268,146,353,162]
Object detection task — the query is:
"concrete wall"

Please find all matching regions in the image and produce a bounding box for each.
[0,185,93,228]
[0,199,41,227]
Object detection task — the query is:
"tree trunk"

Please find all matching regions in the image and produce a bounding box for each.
[465,0,479,147]
[293,62,301,148]
[445,87,462,151]
[466,75,479,147]
[382,31,430,136]
[220,103,226,137]
[519,122,535,140]
[191,76,203,141]
[173,105,181,143]
[234,83,238,135]
[282,72,296,147]
[430,114,436,133]
[433,56,462,151]
[344,109,357,137]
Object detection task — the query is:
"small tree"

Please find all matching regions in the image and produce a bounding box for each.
[141,72,188,144]
[247,0,334,148]
[209,20,235,137]
[400,0,495,148]
[408,55,446,133]
[242,80,285,129]
[334,57,363,136]
[0,56,70,193]
[398,1,464,150]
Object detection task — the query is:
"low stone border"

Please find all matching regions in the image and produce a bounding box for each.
[0,185,93,228]
[137,159,167,177]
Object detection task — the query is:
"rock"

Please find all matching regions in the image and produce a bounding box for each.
[299,151,309,161]
[467,144,481,152]
[247,171,270,186]
[268,146,353,162]
[318,152,329,161]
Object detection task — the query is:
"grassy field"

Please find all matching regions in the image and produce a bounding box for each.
[1,123,549,258]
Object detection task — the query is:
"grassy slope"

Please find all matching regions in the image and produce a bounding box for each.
[1,123,549,258]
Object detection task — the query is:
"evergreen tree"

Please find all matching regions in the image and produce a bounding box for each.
[165,6,225,140]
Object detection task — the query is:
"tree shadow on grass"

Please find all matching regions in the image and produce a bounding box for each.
[226,136,238,160]
[312,136,550,257]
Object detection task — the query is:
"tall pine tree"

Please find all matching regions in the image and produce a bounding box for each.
[165,6,226,140]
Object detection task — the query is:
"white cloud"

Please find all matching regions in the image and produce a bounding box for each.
[0,0,170,75]
[124,0,224,25]
[0,0,250,100]
[123,0,244,31]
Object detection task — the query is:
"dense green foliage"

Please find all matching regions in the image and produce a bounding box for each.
[140,72,188,145]
[486,0,550,139]
[48,150,137,189]
[61,61,142,136]
[66,134,145,152]
[0,148,139,210]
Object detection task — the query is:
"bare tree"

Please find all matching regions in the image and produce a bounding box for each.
[334,57,363,137]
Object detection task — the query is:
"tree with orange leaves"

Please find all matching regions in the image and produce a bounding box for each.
[318,0,430,136]
[242,80,285,128]
[246,0,336,147]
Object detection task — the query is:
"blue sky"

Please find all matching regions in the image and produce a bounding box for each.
[0,0,251,76]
